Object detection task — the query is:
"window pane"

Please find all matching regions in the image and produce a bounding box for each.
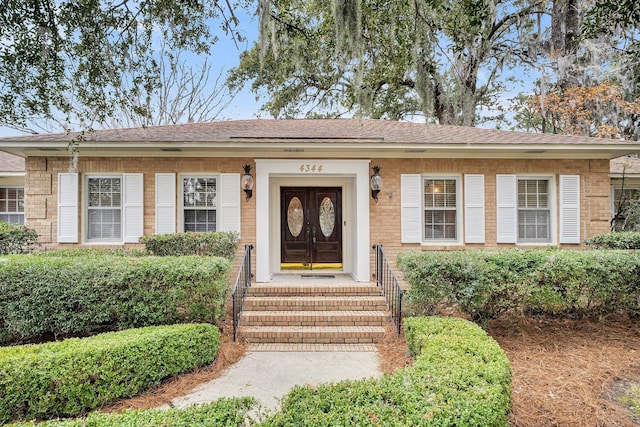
[423,178,458,241]
[183,177,217,232]
[88,178,121,208]
[184,208,216,232]
[518,209,549,241]
[87,188,122,241]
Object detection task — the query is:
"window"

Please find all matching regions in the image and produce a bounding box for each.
[87,177,122,241]
[182,177,217,232]
[423,177,458,241]
[517,178,550,242]
[0,187,24,224]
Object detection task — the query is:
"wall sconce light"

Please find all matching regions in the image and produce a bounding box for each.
[241,164,254,202]
[370,165,383,203]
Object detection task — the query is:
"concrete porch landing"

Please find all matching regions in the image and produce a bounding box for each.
[237,274,390,345]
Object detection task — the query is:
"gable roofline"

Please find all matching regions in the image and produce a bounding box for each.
[1,119,639,159]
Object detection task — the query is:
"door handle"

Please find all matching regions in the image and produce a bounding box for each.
[312,227,317,243]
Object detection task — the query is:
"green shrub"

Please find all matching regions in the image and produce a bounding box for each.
[10,398,257,427]
[398,250,546,322]
[0,255,232,344]
[263,316,511,426]
[0,221,38,254]
[33,248,147,257]
[398,249,640,321]
[140,232,240,260]
[585,231,640,249]
[0,324,220,423]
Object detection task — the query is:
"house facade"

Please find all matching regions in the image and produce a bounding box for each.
[1,119,639,282]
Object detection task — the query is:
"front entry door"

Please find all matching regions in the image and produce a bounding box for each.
[281,187,342,269]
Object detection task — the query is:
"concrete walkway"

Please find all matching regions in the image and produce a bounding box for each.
[171,345,383,411]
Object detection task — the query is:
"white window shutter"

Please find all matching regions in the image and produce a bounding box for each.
[58,173,78,243]
[155,173,176,234]
[560,175,580,244]
[220,173,241,234]
[401,174,422,243]
[496,174,517,243]
[464,174,485,243]
[123,173,144,243]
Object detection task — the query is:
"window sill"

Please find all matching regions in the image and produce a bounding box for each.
[421,242,463,251]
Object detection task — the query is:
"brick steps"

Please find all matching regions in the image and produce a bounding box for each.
[248,283,382,297]
[243,296,388,311]
[237,280,390,344]
[240,326,386,344]
[241,310,388,326]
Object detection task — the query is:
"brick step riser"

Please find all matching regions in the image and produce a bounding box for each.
[240,316,388,327]
[239,330,386,344]
[242,337,384,344]
[243,304,389,312]
[244,297,387,310]
[248,288,382,297]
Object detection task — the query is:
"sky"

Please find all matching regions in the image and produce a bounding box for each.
[0,9,264,138]
[0,5,537,138]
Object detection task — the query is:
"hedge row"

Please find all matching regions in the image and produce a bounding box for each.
[0,324,220,423]
[398,249,640,322]
[139,232,240,259]
[11,398,257,427]
[0,221,38,254]
[585,231,640,249]
[262,316,511,426]
[0,255,231,344]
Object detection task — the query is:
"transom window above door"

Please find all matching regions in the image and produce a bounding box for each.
[423,177,459,241]
[182,177,217,232]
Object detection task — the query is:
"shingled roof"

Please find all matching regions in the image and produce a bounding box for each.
[0,119,632,145]
[1,119,639,159]
[611,155,640,176]
[0,151,25,173]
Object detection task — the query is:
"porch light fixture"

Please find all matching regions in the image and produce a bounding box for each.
[370,165,383,203]
[241,164,254,202]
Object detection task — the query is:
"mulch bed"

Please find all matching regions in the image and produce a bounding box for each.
[489,316,640,426]
[104,313,640,426]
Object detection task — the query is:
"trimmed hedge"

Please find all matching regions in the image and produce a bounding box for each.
[0,255,231,344]
[0,221,38,254]
[398,249,640,321]
[140,232,240,260]
[585,231,640,249]
[262,316,511,426]
[0,324,220,423]
[10,399,257,427]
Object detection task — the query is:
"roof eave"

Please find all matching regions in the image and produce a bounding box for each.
[3,140,639,159]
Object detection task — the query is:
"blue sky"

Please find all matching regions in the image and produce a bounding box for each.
[0,6,538,138]
[0,9,264,138]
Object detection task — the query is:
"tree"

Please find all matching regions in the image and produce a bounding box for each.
[516,82,640,139]
[0,0,244,133]
[231,0,582,125]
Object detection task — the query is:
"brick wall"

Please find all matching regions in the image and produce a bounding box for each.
[25,156,257,279]
[26,155,610,284]
[368,158,611,282]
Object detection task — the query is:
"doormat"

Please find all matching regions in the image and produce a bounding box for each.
[301,274,336,279]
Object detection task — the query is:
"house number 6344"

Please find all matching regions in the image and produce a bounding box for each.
[299,164,323,172]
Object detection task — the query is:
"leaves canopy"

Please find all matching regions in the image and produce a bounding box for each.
[230,0,552,125]
[0,0,244,133]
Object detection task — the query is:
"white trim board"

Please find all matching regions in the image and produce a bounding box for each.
[255,159,371,282]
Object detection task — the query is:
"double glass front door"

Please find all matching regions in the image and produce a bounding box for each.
[281,187,342,269]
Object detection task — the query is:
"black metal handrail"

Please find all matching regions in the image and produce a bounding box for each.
[232,244,253,341]
[373,244,404,335]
